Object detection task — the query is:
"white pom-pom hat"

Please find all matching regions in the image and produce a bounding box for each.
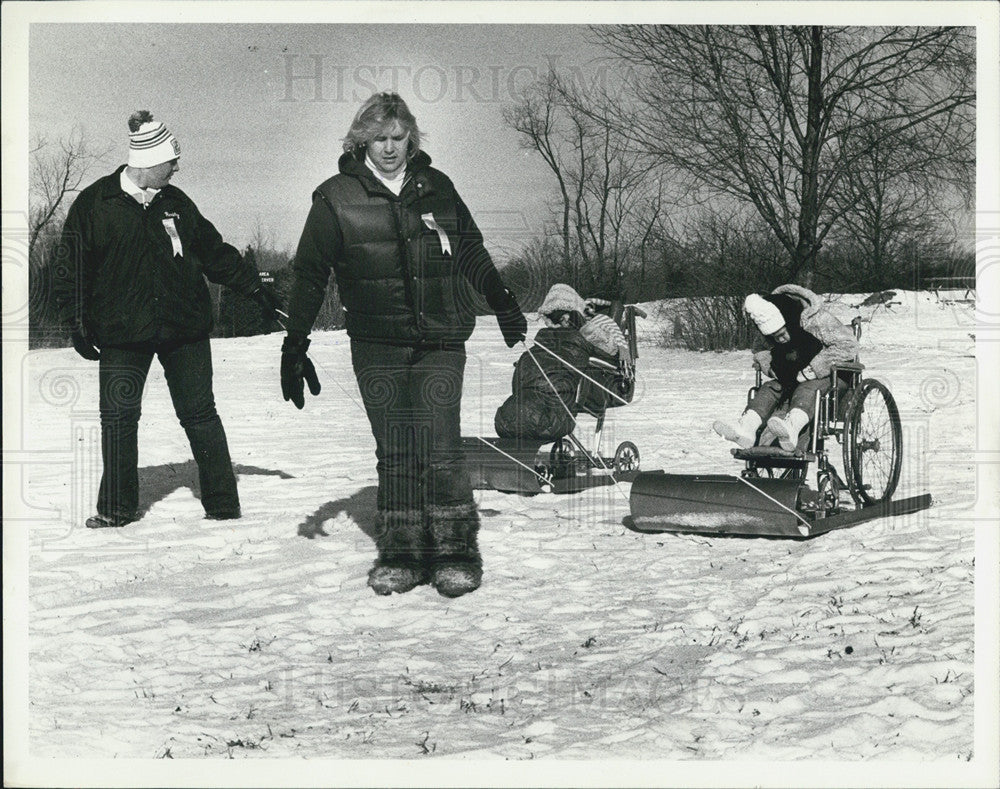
[744,293,785,335]
[128,119,181,168]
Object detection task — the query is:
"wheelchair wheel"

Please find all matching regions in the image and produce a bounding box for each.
[842,379,902,506]
[613,441,640,473]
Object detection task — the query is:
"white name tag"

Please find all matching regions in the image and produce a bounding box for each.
[421,212,452,256]
[162,217,183,257]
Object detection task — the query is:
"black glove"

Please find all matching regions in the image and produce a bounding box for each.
[71,326,101,361]
[491,288,527,348]
[252,285,282,324]
[281,335,321,409]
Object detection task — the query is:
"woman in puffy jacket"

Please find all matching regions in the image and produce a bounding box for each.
[281,93,527,598]
[714,284,859,451]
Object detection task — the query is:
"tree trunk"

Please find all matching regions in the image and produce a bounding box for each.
[794,26,825,283]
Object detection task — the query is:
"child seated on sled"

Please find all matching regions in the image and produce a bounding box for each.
[494,284,599,442]
[581,297,635,382]
[713,284,859,451]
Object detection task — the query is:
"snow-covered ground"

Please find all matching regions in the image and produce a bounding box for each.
[7,291,998,784]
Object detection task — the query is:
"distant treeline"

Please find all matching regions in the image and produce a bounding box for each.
[27,218,973,350]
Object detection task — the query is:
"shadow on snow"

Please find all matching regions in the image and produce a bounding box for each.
[297,485,379,541]
[135,461,293,517]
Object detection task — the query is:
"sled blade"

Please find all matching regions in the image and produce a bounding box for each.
[805,493,933,536]
[462,437,548,494]
[629,471,804,537]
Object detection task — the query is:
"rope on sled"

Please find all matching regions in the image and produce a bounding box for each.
[531,338,631,406]
[521,342,632,508]
[284,325,633,511]
[685,429,814,537]
[735,475,812,536]
[473,436,551,487]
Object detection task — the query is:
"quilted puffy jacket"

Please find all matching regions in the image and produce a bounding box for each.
[494,326,597,441]
[287,150,509,344]
[752,284,859,379]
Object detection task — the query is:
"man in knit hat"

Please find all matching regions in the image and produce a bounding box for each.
[54,111,281,529]
[713,286,859,451]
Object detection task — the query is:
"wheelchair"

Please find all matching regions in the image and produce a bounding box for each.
[734,317,904,513]
[622,314,928,537]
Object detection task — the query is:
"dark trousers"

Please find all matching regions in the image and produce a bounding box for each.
[97,338,239,518]
[350,340,473,513]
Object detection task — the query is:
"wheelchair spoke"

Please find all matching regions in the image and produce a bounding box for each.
[842,379,902,506]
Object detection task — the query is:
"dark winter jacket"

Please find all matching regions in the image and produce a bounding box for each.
[286,150,510,344]
[54,166,260,346]
[494,327,597,441]
[763,294,824,388]
[753,284,860,383]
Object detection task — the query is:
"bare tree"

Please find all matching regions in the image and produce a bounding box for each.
[594,25,975,283]
[502,71,666,298]
[502,78,573,275]
[29,126,109,259]
[821,106,974,289]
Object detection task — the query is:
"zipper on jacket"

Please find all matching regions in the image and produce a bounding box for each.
[111,190,165,338]
[388,199,424,332]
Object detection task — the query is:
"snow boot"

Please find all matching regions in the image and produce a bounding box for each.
[428,503,483,598]
[713,410,762,448]
[757,423,779,448]
[767,408,811,452]
[367,509,430,596]
[85,512,136,529]
[205,507,242,521]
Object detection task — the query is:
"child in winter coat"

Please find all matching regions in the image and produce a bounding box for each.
[494,284,599,441]
[714,284,859,451]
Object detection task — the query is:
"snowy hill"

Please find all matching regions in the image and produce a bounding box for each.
[10,291,990,781]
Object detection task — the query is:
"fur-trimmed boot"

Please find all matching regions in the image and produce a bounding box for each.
[427,503,483,598]
[367,509,430,596]
[713,410,762,448]
[767,408,811,452]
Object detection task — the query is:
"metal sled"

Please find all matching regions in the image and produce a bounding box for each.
[465,303,645,495]
[628,320,932,537]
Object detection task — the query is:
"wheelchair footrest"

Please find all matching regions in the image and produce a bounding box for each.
[732,446,815,463]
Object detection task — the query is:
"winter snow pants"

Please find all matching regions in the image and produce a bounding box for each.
[97,338,239,519]
[748,377,839,421]
[350,339,473,513]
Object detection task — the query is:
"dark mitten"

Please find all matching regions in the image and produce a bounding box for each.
[492,288,527,348]
[252,285,282,324]
[281,335,321,409]
[71,327,101,361]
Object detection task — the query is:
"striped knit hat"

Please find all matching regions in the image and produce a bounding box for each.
[127,110,180,168]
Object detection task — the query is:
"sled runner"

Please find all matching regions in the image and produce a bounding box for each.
[629,320,932,537]
[464,303,645,495]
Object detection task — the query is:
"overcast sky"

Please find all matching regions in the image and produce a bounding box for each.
[12,2,999,264]
[28,22,612,255]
